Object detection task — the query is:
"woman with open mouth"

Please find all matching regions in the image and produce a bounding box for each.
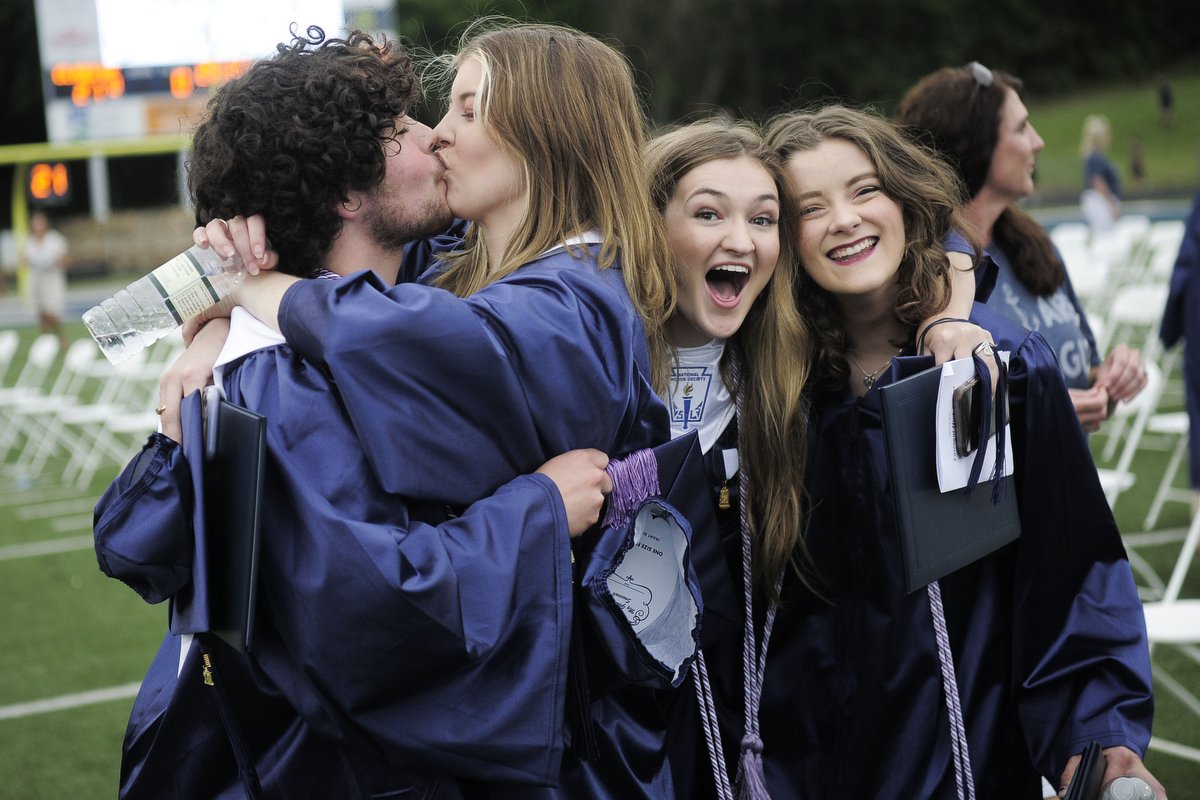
[687,104,1160,800]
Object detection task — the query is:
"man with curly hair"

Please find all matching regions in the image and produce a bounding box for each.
[96,28,611,799]
[187,26,451,282]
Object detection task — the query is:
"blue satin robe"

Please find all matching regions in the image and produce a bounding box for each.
[274,244,682,798]
[98,376,577,798]
[1160,191,1200,488]
[674,304,1153,798]
[95,242,686,797]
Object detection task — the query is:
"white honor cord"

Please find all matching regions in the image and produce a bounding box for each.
[928,579,976,799]
[693,651,734,800]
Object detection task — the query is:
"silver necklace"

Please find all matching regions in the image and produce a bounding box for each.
[849,348,903,388]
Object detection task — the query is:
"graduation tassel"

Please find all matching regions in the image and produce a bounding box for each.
[962,348,994,497]
[601,447,660,532]
[988,357,1009,505]
[730,358,776,800]
[736,734,771,800]
[198,640,265,800]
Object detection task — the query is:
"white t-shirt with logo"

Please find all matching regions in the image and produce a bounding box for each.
[667,339,735,455]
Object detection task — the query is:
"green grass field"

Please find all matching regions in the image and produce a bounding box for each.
[1,307,1199,796]
[1028,64,1200,203]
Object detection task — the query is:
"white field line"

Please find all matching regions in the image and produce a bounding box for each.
[17,498,97,520]
[0,534,93,561]
[1148,735,1200,764]
[51,514,93,533]
[0,484,90,506]
[0,683,140,720]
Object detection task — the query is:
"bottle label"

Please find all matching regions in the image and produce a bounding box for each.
[147,251,221,324]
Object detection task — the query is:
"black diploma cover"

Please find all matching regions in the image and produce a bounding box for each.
[879,361,1020,593]
[1063,741,1106,800]
[202,386,267,653]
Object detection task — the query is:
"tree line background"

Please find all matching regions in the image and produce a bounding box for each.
[396,0,1198,125]
[1,0,1196,143]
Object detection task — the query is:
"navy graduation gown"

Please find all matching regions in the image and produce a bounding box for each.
[677,305,1153,798]
[277,245,687,798]
[96,368,579,797]
[96,240,689,797]
[1160,192,1200,488]
[277,244,668,505]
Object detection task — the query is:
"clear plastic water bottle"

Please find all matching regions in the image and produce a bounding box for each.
[83,245,245,364]
[1100,777,1156,800]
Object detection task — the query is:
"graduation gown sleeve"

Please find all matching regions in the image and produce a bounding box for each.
[1160,191,1200,349]
[972,304,1153,779]
[93,350,579,784]
[93,432,194,605]
[275,247,669,505]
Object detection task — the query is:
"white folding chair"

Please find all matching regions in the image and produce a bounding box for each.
[1140,510,1200,643]
[3,340,100,474]
[1143,412,1192,530]
[1091,215,1152,292]
[1096,283,1170,463]
[1051,221,1092,251]
[1059,239,1109,309]
[1096,362,1165,508]
[0,329,20,386]
[0,334,61,458]
[56,350,161,490]
[1146,219,1186,282]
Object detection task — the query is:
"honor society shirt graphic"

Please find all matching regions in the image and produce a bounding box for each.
[668,340,735,455]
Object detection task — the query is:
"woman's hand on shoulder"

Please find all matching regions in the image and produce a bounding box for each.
[537,449,613,538]
[918,318,994,364]
[193,214,278,275]
[918,318,1000,392]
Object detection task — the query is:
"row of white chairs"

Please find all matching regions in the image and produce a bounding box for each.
[1059,219,1200,751]
[0,329,179,492]
[1050,214,1187,513]
[1054,215,1184,314]
[1061,217,1200,688]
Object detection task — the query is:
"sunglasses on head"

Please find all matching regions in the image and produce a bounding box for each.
[968,61,994,90]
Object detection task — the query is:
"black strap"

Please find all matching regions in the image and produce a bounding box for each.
[915,317,972,356]
[198,637,265,799]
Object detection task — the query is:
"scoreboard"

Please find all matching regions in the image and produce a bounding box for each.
[34,0,346,143]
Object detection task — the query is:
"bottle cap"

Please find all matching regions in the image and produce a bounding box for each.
[1100,776,1155,800]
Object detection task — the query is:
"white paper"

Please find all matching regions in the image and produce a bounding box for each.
[935,354,1014,493]
[607,506,686,630]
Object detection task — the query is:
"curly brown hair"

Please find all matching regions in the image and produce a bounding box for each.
[187,27,420,277]
[766,106,967,391]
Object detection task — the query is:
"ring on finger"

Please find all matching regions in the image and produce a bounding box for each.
[972,341,996,357]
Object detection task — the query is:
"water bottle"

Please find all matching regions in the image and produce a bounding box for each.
[83,245,245,364]
[1100,776,1156,800]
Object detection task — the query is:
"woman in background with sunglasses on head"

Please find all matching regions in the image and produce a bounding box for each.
[898,62,1148,435]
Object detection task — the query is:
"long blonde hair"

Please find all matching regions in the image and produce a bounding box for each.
[646,118,816,599]
[1078,113,1113,156]
[428,21,673,386]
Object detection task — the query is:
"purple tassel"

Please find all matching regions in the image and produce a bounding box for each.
[736,735,772,800]
[601,447,660,531]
